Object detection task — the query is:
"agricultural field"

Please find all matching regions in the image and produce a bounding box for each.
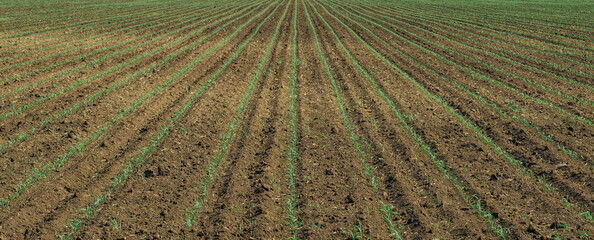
[0,0,592,238]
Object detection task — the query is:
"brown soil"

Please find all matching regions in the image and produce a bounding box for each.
[0,0,592,239]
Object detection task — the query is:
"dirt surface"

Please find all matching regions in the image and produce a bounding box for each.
[0,0,593,239]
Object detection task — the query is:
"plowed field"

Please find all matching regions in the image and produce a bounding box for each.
[0,0,593,239]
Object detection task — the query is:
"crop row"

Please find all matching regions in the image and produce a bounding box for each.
[378,5,594,91]
[412,3,594,43]
[366,2,594,66]
[0,0,212,39]
[381,9,594,94]
[285,0,301,238]
[308,0,509,237]
[366,0,593,31]
[0,5,205,76]
[183,0,288,234]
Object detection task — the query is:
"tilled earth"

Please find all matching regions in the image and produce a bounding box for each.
[0,0,592,239]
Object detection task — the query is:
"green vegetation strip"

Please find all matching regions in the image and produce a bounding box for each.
[317,0,513,237]
[333,2,593,127]
[0,3,111,20]
[55,1,282,238]
[322,0,593,230]
[408,4,594,37]
[7,5,261,97]
[450,10,594,42]
[431,7,594,47]
[310,0,403,235]
[327,2,586,160]
[0,0,264,209]
[0,2,138,30]
[0,3,250,121]
[0,4,195,62]
[285,0,302,238]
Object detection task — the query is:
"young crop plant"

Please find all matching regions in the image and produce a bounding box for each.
[285,0,302,238]
[578,211,593,222]
[378,201,403,239]
[340,220,368,239]
[110,217,122,233]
